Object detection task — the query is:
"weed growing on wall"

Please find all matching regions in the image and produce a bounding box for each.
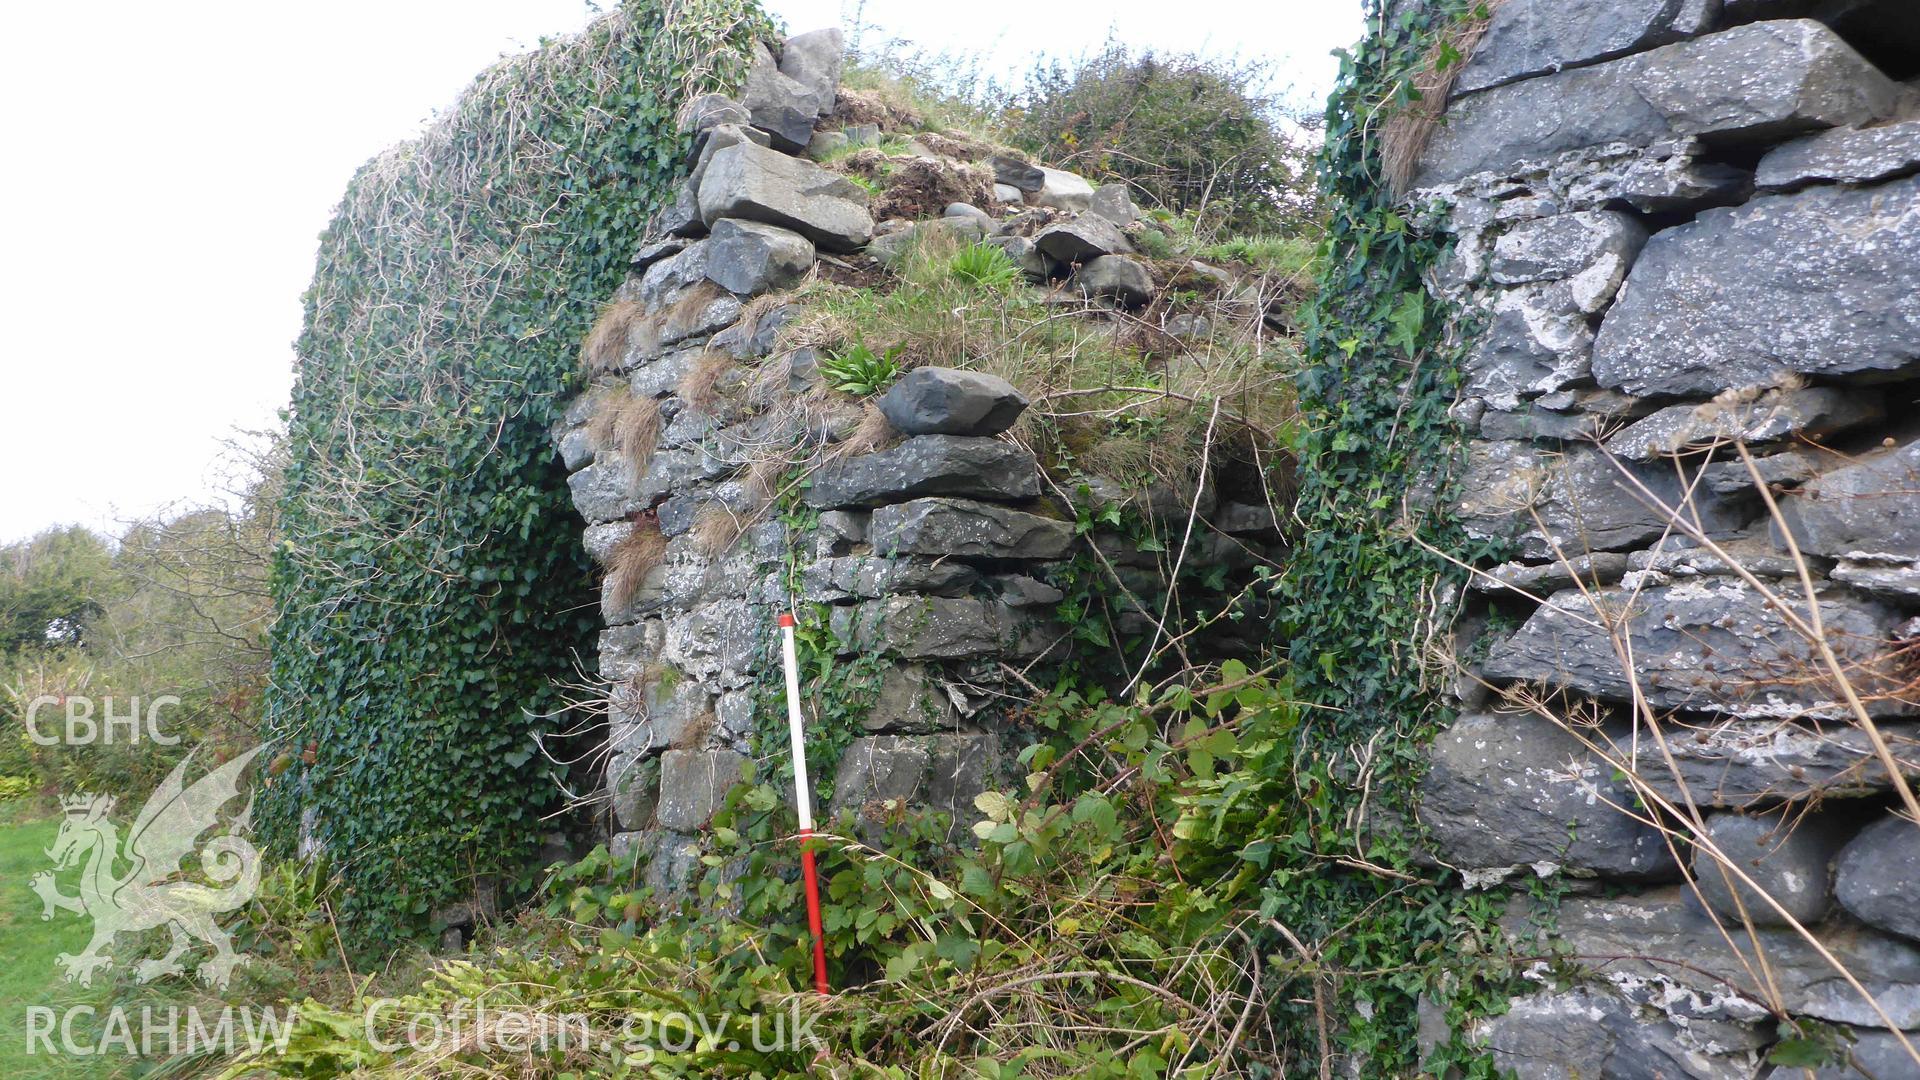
[260,0,774,949]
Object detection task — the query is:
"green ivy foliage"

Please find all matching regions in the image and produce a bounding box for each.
[259,0,774,949]
[1259,0,1525,1072]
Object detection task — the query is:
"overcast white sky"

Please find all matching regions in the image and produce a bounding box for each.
[0,0,1362,544]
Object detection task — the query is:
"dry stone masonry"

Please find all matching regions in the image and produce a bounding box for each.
[551,31,1275,903]
[1411,0,1920,1073]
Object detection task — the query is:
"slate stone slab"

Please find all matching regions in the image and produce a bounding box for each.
[796,555,977,602]
[1482,579,1916,719]
[877,367,1029,437]
[1616,720,1920,809]
[1031,167,1095,212]
[868,497,1075,560]
[1758,118,1920,192]
[696,140,874,252]
[1593,176,1920,397]
[777,28,844,116]
[1034,215,1133,264]
[1073,255,1154,307]
[739,42,826,152]
[1534,889,1920,1028]
[803,435,1041,509]
[1420,21,1896,186]
[1455,442,1744,559]
[829,733,999,841]
[1419,710,1677,879]
[1453,0,1717,96]
[1475,986,1755,1080]
[832,596,1003,659]
[1604,388,1885,462]
[1835,814,1920,942]
[864,664,961,733]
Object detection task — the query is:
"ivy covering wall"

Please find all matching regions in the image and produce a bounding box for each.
[260,0,773,947]
[1261,0,1520,1071]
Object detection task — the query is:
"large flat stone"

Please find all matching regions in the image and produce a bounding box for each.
[1615,720,1920,808]
[1454,0,1716,96]
[796,555,977,601]
[1419,710,1676,879]
[1592,176,1920,396]
[1455,442,1745,559]
[1534,890,1920,1029]
[868,498,1075,560]
[803,435,1041,509]
[828,733,1000,841]
[831,596,1003,659]
[1420,20,1897,185]
[1472,986,1755,1080]
[1603,388,1884,462]
[1482,579,1916,719]
[696,140,873,253]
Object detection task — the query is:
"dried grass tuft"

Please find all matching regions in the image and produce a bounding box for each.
[606,519,667,611]
[585,388,662,488]
[830,402,896,460]
[1380,2,1499,198]
[677,349,737,413]
[582,297,644,375]
[689,504,746,557]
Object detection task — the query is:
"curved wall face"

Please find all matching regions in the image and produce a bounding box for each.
[1412,0,1920,1072]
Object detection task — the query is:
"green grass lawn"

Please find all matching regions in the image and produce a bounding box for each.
[0,804,118,1079]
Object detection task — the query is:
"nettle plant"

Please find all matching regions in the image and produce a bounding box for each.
[259,0,774,949]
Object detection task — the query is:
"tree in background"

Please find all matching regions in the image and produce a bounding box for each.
[0,526,118,652]
[0,432,279,799]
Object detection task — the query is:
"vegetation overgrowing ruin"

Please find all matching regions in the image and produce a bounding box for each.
[7,0,1920,1076]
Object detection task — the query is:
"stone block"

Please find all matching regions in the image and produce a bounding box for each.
[1593,176,1920,396]
[1483,580,1916,719]
[1419,710,1676,879]
[803,435,1041,509]
[876,367,1029,437]
[868,497,1075,560]
[1836,813,1920,941]
[656,748,750,831]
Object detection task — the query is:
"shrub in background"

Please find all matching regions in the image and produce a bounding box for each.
[1012,43,1318,235]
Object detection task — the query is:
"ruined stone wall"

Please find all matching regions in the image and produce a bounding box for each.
[1411,0,1920,1073]
[549,31,1274,902]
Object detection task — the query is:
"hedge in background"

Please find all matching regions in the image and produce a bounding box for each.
[261,0,772,948]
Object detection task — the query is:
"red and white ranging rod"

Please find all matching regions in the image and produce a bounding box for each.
[777,612,831,996]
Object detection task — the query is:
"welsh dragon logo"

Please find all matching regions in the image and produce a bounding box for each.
[31,747,263,989]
